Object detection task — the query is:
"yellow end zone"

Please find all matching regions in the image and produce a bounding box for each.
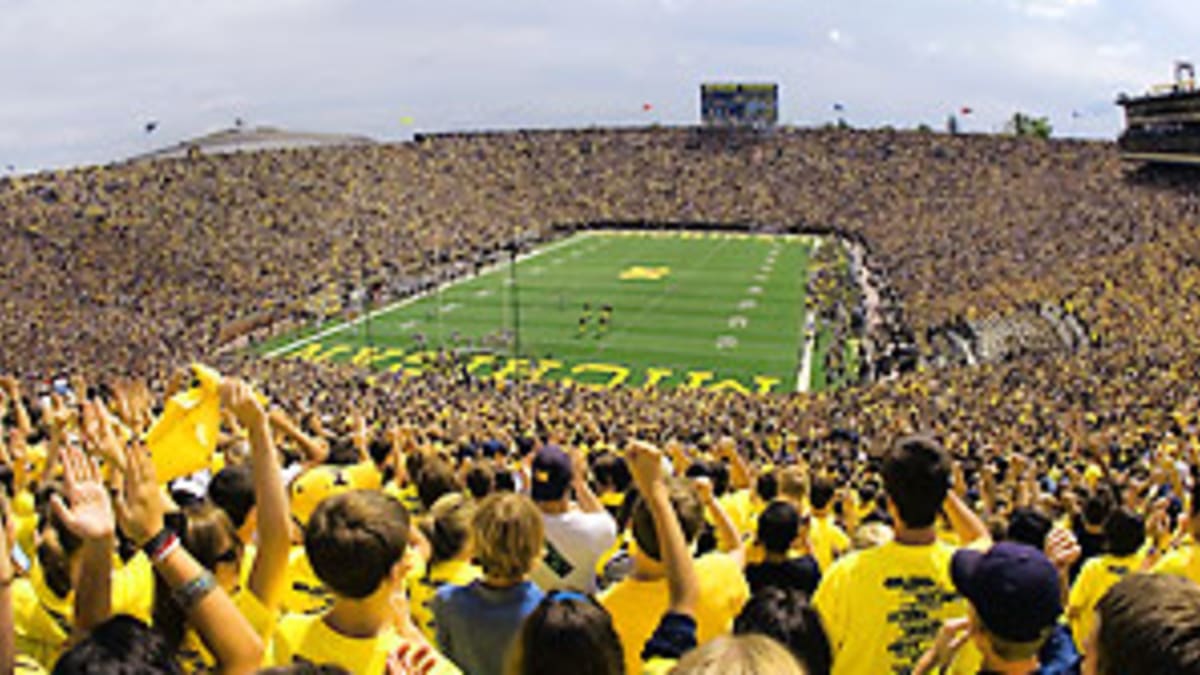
[285,342,784,394]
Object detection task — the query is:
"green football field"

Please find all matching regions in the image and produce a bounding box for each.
[260,230,821,394]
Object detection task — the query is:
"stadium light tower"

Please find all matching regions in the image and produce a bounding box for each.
[360,215,373,351]
[509,232,521,362]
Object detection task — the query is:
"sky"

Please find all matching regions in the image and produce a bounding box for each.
[0,0,1196,172]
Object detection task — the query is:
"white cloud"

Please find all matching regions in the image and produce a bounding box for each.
[1096,42,1142,59]
[1008,0,1097,20]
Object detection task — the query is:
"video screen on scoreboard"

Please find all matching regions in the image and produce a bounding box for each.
[701,83,779,128]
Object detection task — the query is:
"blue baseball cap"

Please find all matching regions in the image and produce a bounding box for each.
[951,542,1063,643]
[531,445,573,502]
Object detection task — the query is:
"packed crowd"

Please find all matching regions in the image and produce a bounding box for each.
[1,127,1197,378]
[1,367,1199,674]
[1,126,1200,672]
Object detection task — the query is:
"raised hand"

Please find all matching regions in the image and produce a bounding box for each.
[114,441,166,547]
[1044,527,1082,573]
[387,642,440,675]
[47,394,76,432]
[50,444,115,541]
[219,377,266,428]
[567,445,588,482]
[626,440,666,493]
[915,617,972,674]
[692,476,715,505]
[80,399,126,473]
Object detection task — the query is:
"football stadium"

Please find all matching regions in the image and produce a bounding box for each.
[5,5,1200,674]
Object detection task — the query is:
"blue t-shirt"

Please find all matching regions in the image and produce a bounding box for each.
[1036,623,1081,675]
[432,579,544,675]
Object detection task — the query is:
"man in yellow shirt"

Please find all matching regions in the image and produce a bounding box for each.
[814,435,990,675]
[1152,486,1200,586]
[269,490,459,674]
[808,475,850,572]
[1068,508,1145,651]
[599,477,749,675]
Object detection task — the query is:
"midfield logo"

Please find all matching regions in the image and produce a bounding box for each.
[618,266,671,281]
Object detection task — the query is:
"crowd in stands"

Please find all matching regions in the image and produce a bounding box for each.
[2,369,1200,673]
[1,126,1200,672]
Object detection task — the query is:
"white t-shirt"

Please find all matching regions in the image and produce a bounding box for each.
[532,509,618,593]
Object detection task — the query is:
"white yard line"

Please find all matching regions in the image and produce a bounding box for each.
[262,231,595,358]
[795,238,824,393]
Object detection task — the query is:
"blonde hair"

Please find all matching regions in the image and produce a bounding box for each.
[852,522,894,550]
[473,492,543,581]
[672,634,806,675]
[778,467,809,506]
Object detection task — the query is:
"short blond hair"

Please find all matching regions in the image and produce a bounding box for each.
[778,466,809,505]
[852,522,894,550]
[473,492,543,581]
[672,634,806,675]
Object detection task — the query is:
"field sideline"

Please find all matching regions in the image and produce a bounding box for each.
[259,230,821,394]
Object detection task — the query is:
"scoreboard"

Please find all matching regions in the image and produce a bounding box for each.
[701,83,779,128]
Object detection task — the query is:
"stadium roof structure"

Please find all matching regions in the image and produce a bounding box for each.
[130,125,374,162]
[1117,61,1200,165]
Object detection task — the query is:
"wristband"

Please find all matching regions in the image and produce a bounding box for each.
[171,570,216,612]
[143,528,179,564]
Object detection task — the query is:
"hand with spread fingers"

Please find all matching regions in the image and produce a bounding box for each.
[50,443,115,542]
[387,642,440,675]
[114,441,166,548]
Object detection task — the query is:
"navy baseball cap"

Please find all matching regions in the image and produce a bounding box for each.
[531,445,573,502]
[951,542,1063,643]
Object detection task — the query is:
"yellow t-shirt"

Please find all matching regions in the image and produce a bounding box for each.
[12,568,71,669]
[269,612,460,674]
[595,531,631,579]
[15,514,38,571]
[394,483,423,515]
[1069,553,1142,651]
[1153,544,1200,586]
[599,491,625,512]
[809,514,851,572]
[14,655,47,674]
[239,543,257,587]
[599,552,749,675]
[716,490,756,540]
[112,552,155,623]
[813,540,980,675]
[281,546,333,615]
[13,555,155,669]
[407,559,482,642]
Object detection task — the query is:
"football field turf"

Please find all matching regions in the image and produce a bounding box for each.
[261,230,817,394]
